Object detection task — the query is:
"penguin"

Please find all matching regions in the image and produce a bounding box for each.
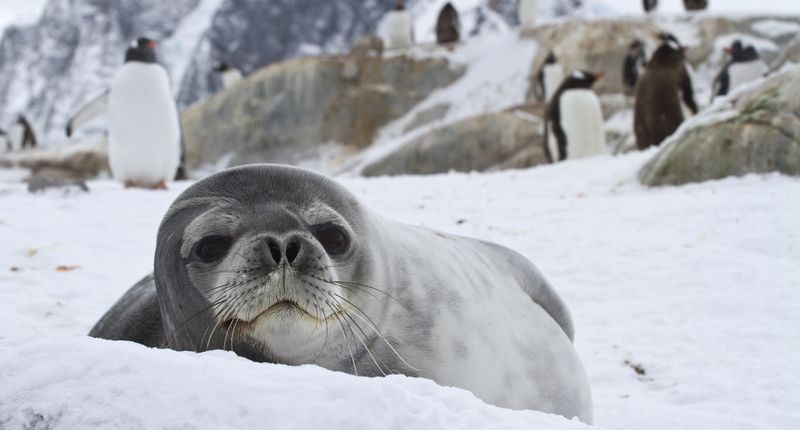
[643,0,658,13]
[623,39,647,94]
[533,51,565,103]
[711,40,767,100]
[544,70,607,162]
[634,36,698,150]
[66,37,181,189]
[213,62,243,89]
[436,3,460,45]
[517,0,539,28]
[683,0,708,11]
[4,115,37,151]
[384,0,413,49]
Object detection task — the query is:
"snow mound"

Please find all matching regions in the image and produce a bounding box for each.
[0,336,592,429]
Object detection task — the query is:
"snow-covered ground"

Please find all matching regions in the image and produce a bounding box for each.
[1,151,798,428]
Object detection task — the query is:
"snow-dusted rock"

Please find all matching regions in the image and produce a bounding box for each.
[639,67,800,186]
[0,138,108,180]
[362,108,545,176]
[180,53,465,169]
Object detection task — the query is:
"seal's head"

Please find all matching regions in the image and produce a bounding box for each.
[154,164,379,366]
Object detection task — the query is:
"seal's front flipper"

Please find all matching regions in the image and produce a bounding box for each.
[89,273,164,348]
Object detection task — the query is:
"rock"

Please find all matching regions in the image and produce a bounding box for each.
[26,174,89,194]
[361,108,545,177]
[0,139,108,180]
[638,67,800,186]
[523,15,800,98]
[181,54,465,170]
[349,35,384,58]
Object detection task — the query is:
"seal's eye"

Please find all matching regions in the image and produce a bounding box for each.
[311,223,349,256]
[193,235,232,263]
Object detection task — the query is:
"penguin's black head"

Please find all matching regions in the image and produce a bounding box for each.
[125,37,157,63]
[393,0,405,11]
[545,51,558,64]
[213,62,231,73]
[561,70,604,90]
[628,39,645,56]
[726,40,759,62]
[650,32,686,67]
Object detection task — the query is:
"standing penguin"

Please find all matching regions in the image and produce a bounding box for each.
[66,38,181,189]
[436,3,460,45]
[533,51,565,103]
[683,0,708,11]
[518,0,539,28]
[213,62,243,89]
[643,0,658,13]
[634,36,698,150]
[622,39,647,94]
[4,115,37,151]
[545,70,607,162]
[384,0,413,49]
[711,40,767,100]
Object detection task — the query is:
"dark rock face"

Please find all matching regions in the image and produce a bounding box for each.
[176,0,393,108]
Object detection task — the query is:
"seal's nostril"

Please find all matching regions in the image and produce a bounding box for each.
[267,238,281,263]
[285,240,301,264]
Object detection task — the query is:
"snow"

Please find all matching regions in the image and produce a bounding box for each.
[2,151,799,428]
[0,0,47,35]
[751,19,800,38]
[160,0,226,95]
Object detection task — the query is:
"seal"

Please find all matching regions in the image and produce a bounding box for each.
[89,164,593,423]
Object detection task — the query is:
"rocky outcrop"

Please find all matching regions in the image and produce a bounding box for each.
[638,67,800,186]
[0,139,108,180]
[523,15,800,98]
[361,108,545,177]
[180,53,465,169]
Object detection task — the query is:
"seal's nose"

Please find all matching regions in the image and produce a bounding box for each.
[261,235,305,266]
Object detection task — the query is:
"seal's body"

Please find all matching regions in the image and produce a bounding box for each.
[90,164,593,423]
[545,70,606,162]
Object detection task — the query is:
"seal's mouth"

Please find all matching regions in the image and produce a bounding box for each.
[229,299,324,325]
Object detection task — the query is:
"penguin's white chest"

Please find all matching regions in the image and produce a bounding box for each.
[543,63,565,102]
[385,11,413,49]
[558,89,606,159]
[109,63,180,185]
[728,60,767,92]
[518,0,539,28]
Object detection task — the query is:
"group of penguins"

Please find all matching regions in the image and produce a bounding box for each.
[536,29,767,162]
[4,0,771,187]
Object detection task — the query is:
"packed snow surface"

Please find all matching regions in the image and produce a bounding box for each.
[1,151,799,428]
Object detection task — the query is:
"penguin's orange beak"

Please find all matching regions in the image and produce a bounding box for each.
[593,71,605,80]
[724,47,732,54]
[147,40,157,49]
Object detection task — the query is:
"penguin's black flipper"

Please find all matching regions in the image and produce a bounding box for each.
[174,116,188,181]
[680,68,698,115]
[534,68,546,101]
[66,90,109,137]
[711,64,730,102]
